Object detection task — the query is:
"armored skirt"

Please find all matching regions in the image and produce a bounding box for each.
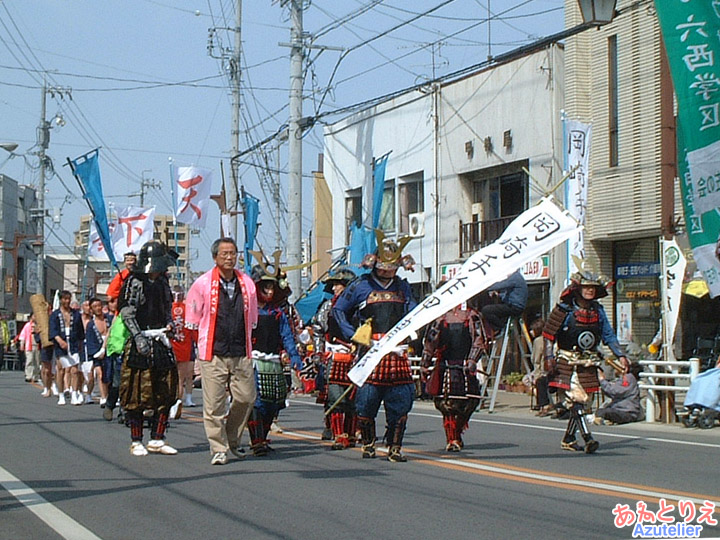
[432,358,482,417]
[119,340,178,413]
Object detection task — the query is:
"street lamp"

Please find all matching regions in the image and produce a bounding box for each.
[0,142,18,169]
[0,143,18,153]
[578,0,617,26]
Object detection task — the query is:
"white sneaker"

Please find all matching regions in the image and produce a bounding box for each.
[85,394,94,405]
[82,384,89,393]
[183,394,196,407]
[270,421,283,433]
[211,452,227,465]
[169,399,182,420]
[147,440,178,455]
[130,442,148,457]
[51,383,59,396]
[72,391,83,406]
[57,394,66,406]
[99,398,107,407]
[41,388,50,398]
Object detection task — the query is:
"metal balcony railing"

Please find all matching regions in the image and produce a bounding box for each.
[458,215,517,258]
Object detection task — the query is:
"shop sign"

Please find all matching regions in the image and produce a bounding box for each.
[615,263,660,278]
[521,255,549,281]
[439,263,462,282]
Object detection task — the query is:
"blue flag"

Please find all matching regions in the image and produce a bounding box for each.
[70,149,117,268]
[241,192,260,273]
[348,223,375,274]
[371,153,389,229]
[295,285,331,324]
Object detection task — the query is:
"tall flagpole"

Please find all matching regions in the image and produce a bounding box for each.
[169,157,181,285]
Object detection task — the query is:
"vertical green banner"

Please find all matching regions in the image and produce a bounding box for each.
[656,0,720,296]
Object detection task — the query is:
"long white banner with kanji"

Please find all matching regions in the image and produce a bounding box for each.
[349,197,580,387]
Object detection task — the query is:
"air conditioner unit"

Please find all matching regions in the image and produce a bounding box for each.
[408,212,425,238]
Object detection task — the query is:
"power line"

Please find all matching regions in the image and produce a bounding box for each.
[323,0,535,98]
[313,0,386,41]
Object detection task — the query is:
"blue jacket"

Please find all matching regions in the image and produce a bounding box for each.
[256,305,302,370]
[48,308,85,357]
[332,273,417,342]
[85,314,113,358]
[488,270,528,311]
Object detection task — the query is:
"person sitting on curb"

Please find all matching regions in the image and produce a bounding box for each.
[594,362,642,425]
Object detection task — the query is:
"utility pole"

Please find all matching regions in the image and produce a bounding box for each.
[136,170,162,206]
[274,142,283,252]
[287,0,304,297]
[207,0,242,241]
[35,79,71,296]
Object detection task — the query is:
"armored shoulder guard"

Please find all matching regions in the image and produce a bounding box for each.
[543,303,569,340]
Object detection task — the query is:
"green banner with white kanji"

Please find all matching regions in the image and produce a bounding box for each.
[656,0,720,296]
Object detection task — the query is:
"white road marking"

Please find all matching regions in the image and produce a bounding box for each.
[0,466,101,540]
[280,427,719,507]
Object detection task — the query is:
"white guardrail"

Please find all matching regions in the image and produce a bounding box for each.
[638,358,700,423]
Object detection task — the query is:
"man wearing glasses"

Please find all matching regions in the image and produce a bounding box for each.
[185,237,258,465]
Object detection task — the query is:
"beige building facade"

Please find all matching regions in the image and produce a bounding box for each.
[563,0,680,350]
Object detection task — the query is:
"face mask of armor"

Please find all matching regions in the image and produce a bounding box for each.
[136,241,178,274]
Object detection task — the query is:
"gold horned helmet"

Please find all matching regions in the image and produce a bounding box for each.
[361,230,415,272]
[249,250,290,292]
[563,256,612,300]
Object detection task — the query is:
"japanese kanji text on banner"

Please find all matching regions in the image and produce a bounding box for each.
[349,197,580,387]
[175,166,213,228]
[111,206,155,257]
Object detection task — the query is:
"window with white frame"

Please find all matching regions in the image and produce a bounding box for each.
[398,172,424,234]
[345,188,362,243]
[378,182,395,232]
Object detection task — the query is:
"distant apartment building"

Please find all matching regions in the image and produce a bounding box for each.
[0,173,39,318]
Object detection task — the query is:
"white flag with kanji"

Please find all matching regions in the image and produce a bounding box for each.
[175,166,213,228]
[88,219,117,259]
[111,206,155,256]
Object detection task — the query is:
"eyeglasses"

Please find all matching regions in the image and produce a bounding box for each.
[217,251,237,259]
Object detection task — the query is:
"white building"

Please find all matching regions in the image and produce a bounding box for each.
[323,44,565,316]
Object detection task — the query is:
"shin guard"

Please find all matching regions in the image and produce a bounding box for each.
[126,412,143,442]
[442,415,458,444]
[330,412,345,439]
[358,416,376,446]
[151,412,169,440]
[248,410,264,447]
[576,406,593,442]
[386,415,408,448]
[344,413,358,445]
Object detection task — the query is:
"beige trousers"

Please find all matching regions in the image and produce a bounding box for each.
[200,355,256,455]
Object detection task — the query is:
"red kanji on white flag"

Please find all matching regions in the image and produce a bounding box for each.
[175,166,212,228]
[88,219,117,259]
[112,206,155,256]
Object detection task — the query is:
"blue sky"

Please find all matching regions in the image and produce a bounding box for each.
[0,0,564,272]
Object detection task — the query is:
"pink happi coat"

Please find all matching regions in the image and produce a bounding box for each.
[185,266,258,361]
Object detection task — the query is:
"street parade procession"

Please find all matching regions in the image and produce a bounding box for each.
[20,195,642,463]
[5,1,720,538]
